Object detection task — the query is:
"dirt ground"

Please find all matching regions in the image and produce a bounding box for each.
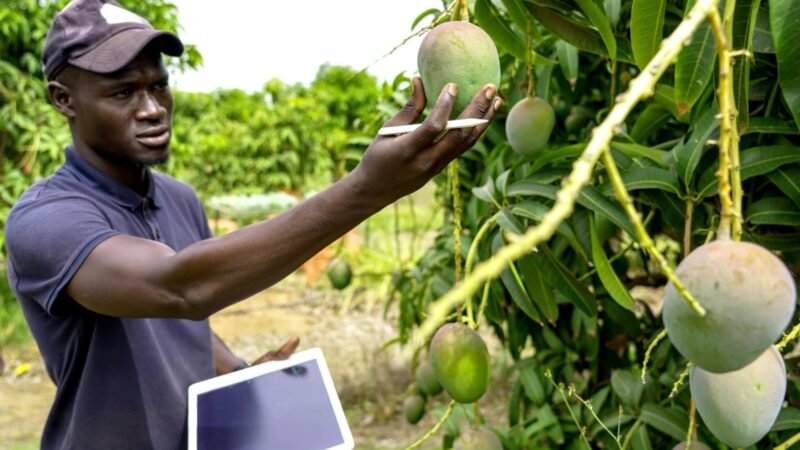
[0,273,510,450]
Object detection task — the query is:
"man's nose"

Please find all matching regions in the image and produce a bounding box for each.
[135,91,166,121]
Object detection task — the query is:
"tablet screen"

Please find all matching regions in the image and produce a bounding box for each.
[196,360,346,450]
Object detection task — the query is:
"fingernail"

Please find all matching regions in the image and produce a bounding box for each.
[448,83,458,96]
[485,84,497,100]
[493,97,504,111]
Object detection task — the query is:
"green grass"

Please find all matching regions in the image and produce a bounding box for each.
[0,269,31,350]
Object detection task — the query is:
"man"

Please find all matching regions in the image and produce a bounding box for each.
[4,0,500,449]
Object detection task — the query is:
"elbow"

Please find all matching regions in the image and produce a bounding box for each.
[161,289,215,321]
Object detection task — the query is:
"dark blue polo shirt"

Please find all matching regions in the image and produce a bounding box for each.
[5,147,216,450]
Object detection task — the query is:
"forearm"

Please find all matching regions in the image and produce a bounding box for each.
[166,171,382,317]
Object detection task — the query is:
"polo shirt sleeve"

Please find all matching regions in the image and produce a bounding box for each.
[5,193,120,316]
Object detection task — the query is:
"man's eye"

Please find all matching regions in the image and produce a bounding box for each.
[154,81,170,91]
[114,89,133,98]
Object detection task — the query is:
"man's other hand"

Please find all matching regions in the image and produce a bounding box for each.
[251,336,301,365]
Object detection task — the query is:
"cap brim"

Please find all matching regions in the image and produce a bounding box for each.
[69,28,184,75]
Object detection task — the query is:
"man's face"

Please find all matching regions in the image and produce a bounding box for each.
[67,48,174,166]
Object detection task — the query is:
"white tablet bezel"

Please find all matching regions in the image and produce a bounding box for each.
[187,347,354,450]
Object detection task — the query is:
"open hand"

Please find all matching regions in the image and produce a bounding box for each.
[251,336,301,365]
[350,77,502,207]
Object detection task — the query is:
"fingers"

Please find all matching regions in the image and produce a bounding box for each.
[427,84,502,164]
[400,82,457,146]
[381,77,426,128]
[252,336,301,365]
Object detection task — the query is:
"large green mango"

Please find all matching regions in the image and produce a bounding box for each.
[690,345,786,448]
[429,323,490,403]
[454,427,503,450]
[662,240,796,372]
[417,21,501,118]
[506,96,556,156]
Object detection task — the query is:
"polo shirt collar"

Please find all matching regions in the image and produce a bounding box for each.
[64,147,161,210]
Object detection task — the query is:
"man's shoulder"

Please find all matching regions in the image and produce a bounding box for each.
[10,168,95,215]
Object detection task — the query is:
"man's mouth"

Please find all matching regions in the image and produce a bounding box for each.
[136,127,171,147]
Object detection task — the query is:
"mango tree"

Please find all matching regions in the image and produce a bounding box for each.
[392,0,800,448]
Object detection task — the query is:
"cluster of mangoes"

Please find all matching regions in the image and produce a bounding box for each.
[662,240,797,447]
[417,18,555,162]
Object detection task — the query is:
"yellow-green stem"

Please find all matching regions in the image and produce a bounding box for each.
[602,150,706,316]
[684,199,695,255]
[449,162,463,284]
[669,363,692,399]
[570,385,623,448]
[403,0,720,359]
[774,431,800,450]
[686,400,697,449]
[403,400,456,450]
[526,17,535,97]
[475,282,492,328]
[641,329,667,383]
[708,10,734,241]
[459,0,469,21]
[464,215,497,328]
[722,0,744,240]
[777,321,800,351]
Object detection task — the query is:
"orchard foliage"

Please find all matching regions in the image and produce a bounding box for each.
[393,0,800,448]
[168,65,385,200]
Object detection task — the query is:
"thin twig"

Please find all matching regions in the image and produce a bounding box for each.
[641,329,667,383]
[403,400,456,450]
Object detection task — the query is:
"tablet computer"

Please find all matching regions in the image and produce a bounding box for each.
[187,347,354,450]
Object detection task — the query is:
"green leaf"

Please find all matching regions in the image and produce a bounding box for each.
[630,0,666,70]
[411,8,440,31]
[746,197,800,226]
[539,246,597,317]
[527,3,634,63]
[575,0,616,60]
[501,0,532,33]
[653,84,690,122]
[493,232,544,323]
[697,145,800,197]
[518,360,547,405]
[768,166,800,207]
[520,253,559,321]
[512,200,588,260]
[674,18,716,114]
[557,40,579,86]
[743,117,800,135]
[610,141,669,167]
[630,426,653,450]
[630,104,671,144]
[746,232,800,252]
[600,167,681,196]
[673,107,719,185]
[507,181,636,237]
[732,0,762,129]
[640,404,689,441]
[611,370,644,408]
[475,0,528,60]
[604,0,620,28]
[472,177,498,203]
[753,5,775,53]
[590,217,635,309]
[770,0,800,130]
[771,407,800,431]
[531,143,586,171]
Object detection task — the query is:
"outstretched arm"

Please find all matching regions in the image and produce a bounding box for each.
[66,78,501,320]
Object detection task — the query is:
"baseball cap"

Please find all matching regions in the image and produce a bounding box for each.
[41,0,184,80]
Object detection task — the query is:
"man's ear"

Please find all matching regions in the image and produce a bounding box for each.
[48,81,76,118]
